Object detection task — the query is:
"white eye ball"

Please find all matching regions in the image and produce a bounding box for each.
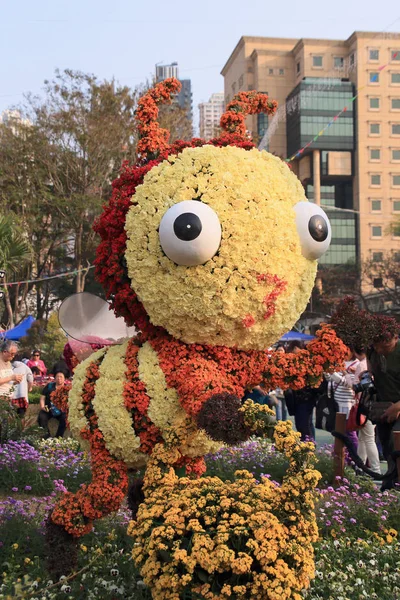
[159,200,222,266]
[294,202,331,260]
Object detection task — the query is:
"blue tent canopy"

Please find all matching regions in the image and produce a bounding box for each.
[279,330,314,342]
[2,316,36,341]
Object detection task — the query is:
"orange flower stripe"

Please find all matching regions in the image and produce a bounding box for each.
[123,337,163,454]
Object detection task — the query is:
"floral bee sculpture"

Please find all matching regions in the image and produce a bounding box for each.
[50,79,347,596]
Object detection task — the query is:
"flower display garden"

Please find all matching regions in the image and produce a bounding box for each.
[1,430,399,600]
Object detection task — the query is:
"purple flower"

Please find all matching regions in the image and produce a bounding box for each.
[11,487,18,492]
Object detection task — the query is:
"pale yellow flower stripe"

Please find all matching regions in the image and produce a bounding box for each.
[137,341,221,457]
[68,347,108,451]
[93,341,142,466]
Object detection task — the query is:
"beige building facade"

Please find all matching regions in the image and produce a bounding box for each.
[221,32,400,277]
[199,92,224,140]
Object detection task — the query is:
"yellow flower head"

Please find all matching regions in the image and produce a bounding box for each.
[125,145,330,350]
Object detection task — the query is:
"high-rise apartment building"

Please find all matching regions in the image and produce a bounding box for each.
[155,62,193,123]
[199,92,224,140]
[221,32,400,277]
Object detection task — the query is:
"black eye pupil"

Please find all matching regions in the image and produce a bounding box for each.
[308,215,328,242]
[173,213,202,241]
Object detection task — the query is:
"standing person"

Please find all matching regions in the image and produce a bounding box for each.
[0,340,23,397]
[37,372,67,438]
[270,344,288,421]
[11,355,34,418]
[353,346,381,475]
[325,347,358,452]
[27,350,47,378]
[367,328,400,483]
[284,341,317,441]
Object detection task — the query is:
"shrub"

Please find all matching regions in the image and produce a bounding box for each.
[0,397,22,443]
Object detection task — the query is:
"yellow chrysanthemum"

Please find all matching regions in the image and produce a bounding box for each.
[125,145,316,350]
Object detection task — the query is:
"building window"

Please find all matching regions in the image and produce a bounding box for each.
[238,74,244,88]
[392,149,400,160]
[370,72,379,83]
[231,82,236,94]
[373,277,383,288]
[393,175,400,186]
[334,57,344,69]
[296,62,300,74]
[371,174,381,186]
[372,252,383,262]
[392,124,400,135]
[392,50,400,61]
[372,225,382,238]
[369,49,379,61]
[371,199,382,211]
[279,68,284,76]
[393,200,400,212]
[392,98,400,110]
[268,68,274,75]
[392,73,400,84]
[370,149,381,160]
[370,123,381,135]
[313,55,323,68]
[369,97,380,109]
[350,53,355,66]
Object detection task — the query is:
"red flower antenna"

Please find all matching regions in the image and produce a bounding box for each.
[220,91,278,138]
[135,77,182,160]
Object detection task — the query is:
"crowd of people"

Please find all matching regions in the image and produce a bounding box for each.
[0,340,70,438]
[244,332,400,481]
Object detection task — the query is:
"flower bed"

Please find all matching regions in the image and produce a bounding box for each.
[0,438,90,496]
[0,437,399,599]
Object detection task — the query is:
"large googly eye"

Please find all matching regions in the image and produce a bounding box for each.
[294,202,331,260]
[159,200,221,266]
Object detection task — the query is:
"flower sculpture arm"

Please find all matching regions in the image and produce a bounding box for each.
[263,325,347,391]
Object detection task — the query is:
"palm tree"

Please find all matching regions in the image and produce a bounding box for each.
[0,214,32,328]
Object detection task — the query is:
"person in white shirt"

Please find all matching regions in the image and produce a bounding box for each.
[325,349,358,451]
[353,346,381,475]
[11,356,34,417]
[0,340,23,397]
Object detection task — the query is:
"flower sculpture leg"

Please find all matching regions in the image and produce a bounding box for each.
[50,356,129,538]
[128,401,321,600]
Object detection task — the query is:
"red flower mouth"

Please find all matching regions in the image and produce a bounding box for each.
[241,273,287,328]
[257,273,287,320]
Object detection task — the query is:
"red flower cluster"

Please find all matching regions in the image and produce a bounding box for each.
[51,358,128,537]
[330,296,400,348]
[51,384,72,423]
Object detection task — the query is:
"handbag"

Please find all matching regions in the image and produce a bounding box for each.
[346,401,366,431]
[316,382,338,432]
[368,401,393,425]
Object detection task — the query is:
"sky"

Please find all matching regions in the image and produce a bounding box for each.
[1,0,399,133]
